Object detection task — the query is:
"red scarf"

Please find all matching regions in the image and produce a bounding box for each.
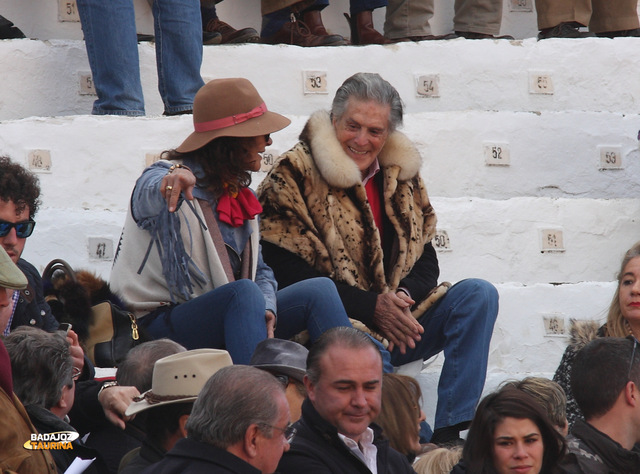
[217,187,263,227]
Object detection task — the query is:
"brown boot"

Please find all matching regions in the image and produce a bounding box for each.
[262,14,348,46]
[345,10,392,45]
[302,9,349,43]
[205,18,260,44]
[302,9,327,35]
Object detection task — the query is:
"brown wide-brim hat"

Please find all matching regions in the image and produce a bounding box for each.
[176,78,291,153]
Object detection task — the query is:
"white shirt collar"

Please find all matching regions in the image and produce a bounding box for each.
[338,427,378,474]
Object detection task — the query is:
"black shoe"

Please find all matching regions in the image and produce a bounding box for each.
[163,109,193,116]
[538,22,594,40]
[0,15,25,39]
[597,28,640,38]
[136,33,154,42]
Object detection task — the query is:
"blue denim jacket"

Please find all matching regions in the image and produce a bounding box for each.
[131,159,277,314]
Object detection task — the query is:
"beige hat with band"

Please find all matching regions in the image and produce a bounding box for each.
[0,246,27,290]
[176,78,291,153]
[125,348,233,416]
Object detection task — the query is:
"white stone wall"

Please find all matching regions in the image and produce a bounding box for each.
[0,5,639,426]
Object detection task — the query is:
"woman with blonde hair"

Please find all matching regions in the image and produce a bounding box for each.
[553,240,640,428]
[413,446,462,474]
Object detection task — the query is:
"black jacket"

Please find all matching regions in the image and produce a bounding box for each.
[119,437,165,474]
[140,438,262,474]
[278,399,416,474]
[559,418,640,473]
[26,404,108,474]
[13,259,58,331]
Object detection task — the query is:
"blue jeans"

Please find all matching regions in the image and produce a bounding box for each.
[390,279,499,430]
[144,277,355,364]
[274,277,394,373]
[76,0,204,115]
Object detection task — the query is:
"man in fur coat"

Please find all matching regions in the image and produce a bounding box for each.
[258,72,499,444]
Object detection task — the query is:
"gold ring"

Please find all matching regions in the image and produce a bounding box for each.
[165,185,173,191]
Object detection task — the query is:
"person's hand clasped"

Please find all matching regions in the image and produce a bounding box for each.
[161,164,196,212]
[373,291,423,354]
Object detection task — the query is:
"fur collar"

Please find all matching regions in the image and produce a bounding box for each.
[300,110,423,188]
[568,319,601,350]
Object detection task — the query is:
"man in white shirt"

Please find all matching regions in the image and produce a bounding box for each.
[278,327,415,474]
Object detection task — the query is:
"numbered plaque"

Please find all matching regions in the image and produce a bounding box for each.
[598,146,623,170]
[510,0,533,12]
[432,230,451,252]
[483,143,510,166]
[58,0,80,22]
[27,150,52,173]
[88,238,114,261]
[416,75,440,98]
[540,229,565,253]
[260,149,278,173]
[543,315,565,336]
[303,71,328,95]
[529,73,554,95]
[79,73,97,96]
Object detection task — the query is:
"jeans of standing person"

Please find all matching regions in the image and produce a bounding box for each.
[76,0,204,116]
[144,277,361,365]
[390,278,499,430]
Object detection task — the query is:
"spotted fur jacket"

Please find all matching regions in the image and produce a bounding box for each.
[258,110,441,329]
[552,319,602,430]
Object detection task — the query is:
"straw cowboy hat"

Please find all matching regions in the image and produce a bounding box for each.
[0,246,27,290]
[176,78,291,153]
[125,348,233,416]
[249,338,308,383]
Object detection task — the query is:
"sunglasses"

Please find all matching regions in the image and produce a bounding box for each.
[260,422,297,444]
[274,374,289,387]
[0,219,36,238]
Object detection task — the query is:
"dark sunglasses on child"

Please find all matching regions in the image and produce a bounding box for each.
[0,219,36,238]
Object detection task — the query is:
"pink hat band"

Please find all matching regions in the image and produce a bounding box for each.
[194,102,267,133]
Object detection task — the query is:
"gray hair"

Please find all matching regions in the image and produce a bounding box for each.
[186,365,285,449]
[116,338,186,392]
[306,327,380,385]
[3,326,73,409]
[331,73,404,132]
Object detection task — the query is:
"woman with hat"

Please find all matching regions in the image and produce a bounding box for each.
[110,78,352,364]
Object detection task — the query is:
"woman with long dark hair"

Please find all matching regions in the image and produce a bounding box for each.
[110,78,353,364]
[451,388,566,474]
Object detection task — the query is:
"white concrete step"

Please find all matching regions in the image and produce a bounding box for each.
[1,112,638,283]
[2,38,640,121]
